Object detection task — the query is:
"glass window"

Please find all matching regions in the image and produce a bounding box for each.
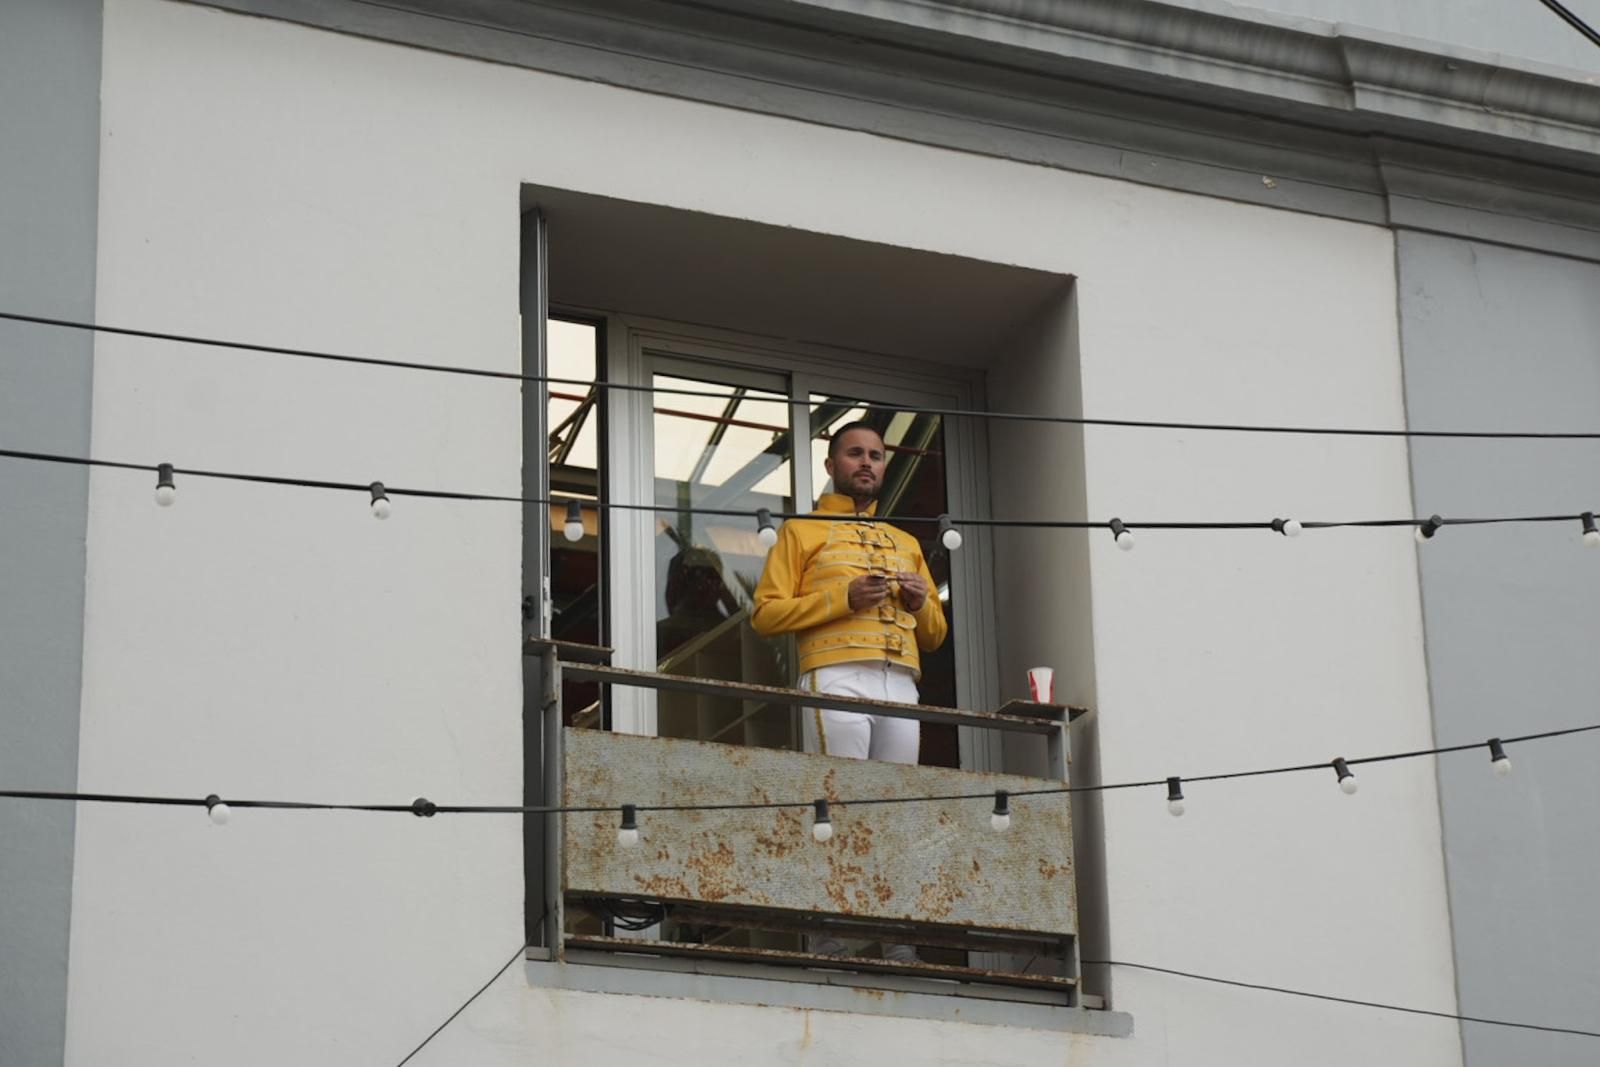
[548,318,604,727]
[652,366,796,750]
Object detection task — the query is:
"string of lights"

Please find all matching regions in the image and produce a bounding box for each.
[7,308,1600,440]
[4,446,1600,547]
[4,721,1594,829]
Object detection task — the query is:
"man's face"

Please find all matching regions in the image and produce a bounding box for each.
[825,427,887,501]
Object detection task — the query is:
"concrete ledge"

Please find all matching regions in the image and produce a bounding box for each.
[525,951,1134,1036]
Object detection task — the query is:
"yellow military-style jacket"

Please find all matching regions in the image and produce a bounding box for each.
[751,493,949,679]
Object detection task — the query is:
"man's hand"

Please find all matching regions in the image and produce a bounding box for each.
[894,571,930,612]
[847,574,890,612]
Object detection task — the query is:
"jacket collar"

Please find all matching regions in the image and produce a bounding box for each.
[817,492,879,516]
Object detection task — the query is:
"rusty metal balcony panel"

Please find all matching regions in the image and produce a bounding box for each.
[562,728,1076,936]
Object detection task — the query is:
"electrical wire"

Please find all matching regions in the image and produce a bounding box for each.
[4,721,1595,818]
[7,309,1600,440]
[1535,0,1600,48]
[393,943,525,1067]
[1094,960,1600,1039]
[1,445,1596,535]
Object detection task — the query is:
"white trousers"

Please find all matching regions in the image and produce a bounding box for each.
[799,661,920,764]
[799,661,921,962]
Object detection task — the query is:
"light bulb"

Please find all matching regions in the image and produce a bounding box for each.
[756,508,779,548]
[563,499,585,543]
[155,463,176,507]
[617,804,640,847]
[204,794,231,825]
[1413,526,1429,544]
[1582,513,1599,547]
[1110,519,1134,551]
[812,799,833,842]
[938,514,963,551]
[990,791,1010,832]
[1489,739,1512,777]
[1415,515,1442,543]
[1166,777,1185,817]
[1273,518,1302,538]
[1333,758,1358,795]
[369,482,391,520]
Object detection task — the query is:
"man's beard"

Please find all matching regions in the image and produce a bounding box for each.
[845,475,879,505]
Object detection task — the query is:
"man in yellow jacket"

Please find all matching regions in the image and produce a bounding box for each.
[751,422,949,765]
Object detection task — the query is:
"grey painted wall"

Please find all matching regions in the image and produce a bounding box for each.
[0,1,101,1063]
[1177,0,1600,73]
[1398,232,1600,1066]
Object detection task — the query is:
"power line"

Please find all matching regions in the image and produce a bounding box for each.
[4,721,1594,818]
[1095,960,1600,1039]
[1534,0,1600,48]
[3,445,1598,538]
[7,309,1600,440]
[393,943,525,1067]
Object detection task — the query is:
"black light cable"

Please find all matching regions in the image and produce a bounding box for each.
[5,723,1596,820]
[393,943,526,1067]
[9,309,1600,439]
[1088,960,1600,1039]
[4,444,1600,539]
[1534,0,1600,48]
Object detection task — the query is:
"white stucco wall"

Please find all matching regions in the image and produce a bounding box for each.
[71,1,1460,1063]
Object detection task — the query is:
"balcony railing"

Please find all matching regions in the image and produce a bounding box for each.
[529,639,1085,1001]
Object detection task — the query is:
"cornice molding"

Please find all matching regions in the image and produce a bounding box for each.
[186,0,1600,259]
[745,0,1600,160]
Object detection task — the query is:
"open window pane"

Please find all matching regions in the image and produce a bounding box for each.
[653,368,796,750]
[549,318,604,727]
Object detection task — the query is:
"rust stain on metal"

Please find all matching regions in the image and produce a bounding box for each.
[684,835,750,902]
[753,809,802,858]
[632,873,692,897]
[563,728,1076,936]
[870,874,894,904]
[914,865,970,920]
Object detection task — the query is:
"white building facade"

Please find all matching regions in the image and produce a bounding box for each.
[3,1,1598,1064]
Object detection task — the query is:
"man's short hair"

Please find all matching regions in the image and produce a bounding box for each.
[827,420,885,460]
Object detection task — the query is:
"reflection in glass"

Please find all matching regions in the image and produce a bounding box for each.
[653,371,795,750]
[547,319,604,728]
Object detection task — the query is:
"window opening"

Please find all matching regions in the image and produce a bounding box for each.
[548,317,605,728]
